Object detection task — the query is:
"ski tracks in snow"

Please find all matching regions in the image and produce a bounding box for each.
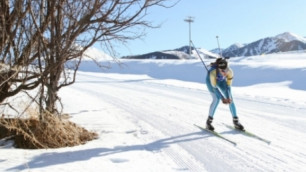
[64,73,306,172]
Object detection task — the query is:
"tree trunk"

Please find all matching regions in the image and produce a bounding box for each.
[46,63,63,114]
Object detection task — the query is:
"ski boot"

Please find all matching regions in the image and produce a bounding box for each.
[206,116,215,131]
[233,117,244,131]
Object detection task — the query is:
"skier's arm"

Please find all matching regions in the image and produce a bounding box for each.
[226,69,234,86]
[226,69,234,102]
[209,70,225,99]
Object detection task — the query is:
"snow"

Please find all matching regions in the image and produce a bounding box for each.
[82,47,113,61]
[1,51,306,172]
[275,32,306,43]
[194,48,219,59]
[163,51,193,59]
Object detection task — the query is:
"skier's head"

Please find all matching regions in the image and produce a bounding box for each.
[216,58,228,70]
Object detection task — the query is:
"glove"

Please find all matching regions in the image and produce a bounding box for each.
[222,98,229,104]
[222,98,232,104]
[227,98,232,104]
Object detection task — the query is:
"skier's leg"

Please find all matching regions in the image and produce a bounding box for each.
[222,84,244,130]
[208,92,220,118]
[219,82,237,118]
[206,92,220,131]
[229,101,244,130]
[229,100,237,118]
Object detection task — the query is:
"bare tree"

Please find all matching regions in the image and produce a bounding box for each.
[1,0,176,115]
[0,0,43,103]
[41,0,176,114]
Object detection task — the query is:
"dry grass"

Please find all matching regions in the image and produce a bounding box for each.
[0,112,98,149]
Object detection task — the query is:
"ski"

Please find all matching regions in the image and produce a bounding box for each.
[223,123,271,145]
[194,124,237,146]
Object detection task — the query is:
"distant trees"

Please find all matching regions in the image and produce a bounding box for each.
[0,0,174,118]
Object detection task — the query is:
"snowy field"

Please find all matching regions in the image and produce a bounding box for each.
[1,52,306,172]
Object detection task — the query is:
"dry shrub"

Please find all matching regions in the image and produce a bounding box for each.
[0,112,98,149]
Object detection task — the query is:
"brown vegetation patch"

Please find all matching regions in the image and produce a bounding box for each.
[0,112,98,149]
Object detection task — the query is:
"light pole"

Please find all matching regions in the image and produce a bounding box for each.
[184,16,194,56]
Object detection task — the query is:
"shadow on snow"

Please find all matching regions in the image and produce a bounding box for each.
[7,131,210,171]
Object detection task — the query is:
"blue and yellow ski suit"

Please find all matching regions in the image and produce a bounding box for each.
[206,66,237,118]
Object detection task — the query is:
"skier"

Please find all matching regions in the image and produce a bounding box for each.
[205,58,244,131]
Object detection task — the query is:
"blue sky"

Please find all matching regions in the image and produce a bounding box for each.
[110,0,306,57]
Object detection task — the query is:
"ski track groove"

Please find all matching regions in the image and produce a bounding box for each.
[72,83,242,171]
[70,74,306,171]
[71,85,207,171]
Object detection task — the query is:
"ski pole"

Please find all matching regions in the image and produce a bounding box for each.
[190,40,209,72]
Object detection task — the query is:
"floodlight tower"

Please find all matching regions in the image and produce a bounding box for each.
[184,16,194,56]
[216,35,222,57]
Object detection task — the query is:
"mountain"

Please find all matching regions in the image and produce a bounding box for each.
[121,46,219,60]
[122,32,306,59]
[221,32,306,57]
[121,51,185,59]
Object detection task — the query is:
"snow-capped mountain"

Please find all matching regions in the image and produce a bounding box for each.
[216,43,245,54]
[122,46,219,59]
[122,32,306,59]
[275,32,306,43]
[221,32,306,57]
[121,51,185,59]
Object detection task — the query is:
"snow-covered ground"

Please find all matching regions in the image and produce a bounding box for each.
[1,52,306,172]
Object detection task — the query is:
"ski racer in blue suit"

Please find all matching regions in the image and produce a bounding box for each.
[205,58,244,131]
